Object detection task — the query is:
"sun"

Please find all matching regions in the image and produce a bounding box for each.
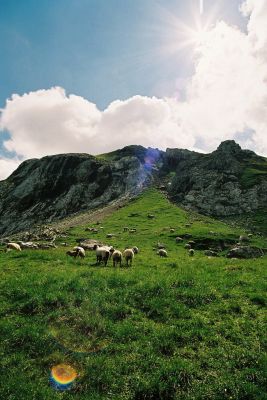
[155,1,218,57]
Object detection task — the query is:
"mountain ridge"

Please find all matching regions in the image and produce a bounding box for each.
[0,140,266,236]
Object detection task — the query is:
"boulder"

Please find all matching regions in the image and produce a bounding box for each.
[226,246,264,259]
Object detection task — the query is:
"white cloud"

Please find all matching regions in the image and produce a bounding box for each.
[0,158,20,180]
[0,0,267,180]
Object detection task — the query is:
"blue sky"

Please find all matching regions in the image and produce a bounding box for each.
[0,0,245,109]
[2,0,267,179]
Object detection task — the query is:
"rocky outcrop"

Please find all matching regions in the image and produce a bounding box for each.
[0,152,151,236]
[226,246,264,259]
[168,141,267,217]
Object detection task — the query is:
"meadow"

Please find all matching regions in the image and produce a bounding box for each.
[0,189,266,399]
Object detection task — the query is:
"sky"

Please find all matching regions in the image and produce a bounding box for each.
[0,0,267,179]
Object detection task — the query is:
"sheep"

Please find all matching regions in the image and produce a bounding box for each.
[106,233,114,239]
[94,245,114,266]
[189,249,195,256]
[170,228,175,233]
[112,250,122,267]
[66,250,79,258]
[129,229,136,234]
[175,237,183,243]
[123,248,134,267]
[157,249,168,257]
[147,214,155,219]
[72,246,86,258]
[132,246,139,254]
[6,242,21,252]
[184,243,191,250]
[123,227,129,232]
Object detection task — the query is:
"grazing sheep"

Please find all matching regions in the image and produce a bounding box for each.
[157,249,168,257]
[157,242,166,249]
[66,250,79,258]
[189,249,195,256]
[106,234,114,239]
[73,246,86,258]
[6,242,21,252]
[147,214,155,219]
[170,228,175,233]
[123,227,129,232]
[123,249,134,267]
[112,250,122,267]
[94,245,114,266]
[175,237,183,243]
[129,229,136,234]
[184,244,191,250]
[132,246,139,254]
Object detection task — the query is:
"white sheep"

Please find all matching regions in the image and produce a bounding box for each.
[112,250,122,267]
[123,248,134,267]
[6,242,22,252]
[189,249,195,256]
[72,246,86,258]
[94,245,114,266]
[157,249,168,257]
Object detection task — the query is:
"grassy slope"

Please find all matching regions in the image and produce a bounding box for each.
[0,189,266,400]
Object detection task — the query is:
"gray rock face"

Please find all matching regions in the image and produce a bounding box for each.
[226,246,264,259]
[167,140,267,217]
[0,152,151,236]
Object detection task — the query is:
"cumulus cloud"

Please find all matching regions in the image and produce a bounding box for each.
[0,0,267,179]
[0,158,20,180]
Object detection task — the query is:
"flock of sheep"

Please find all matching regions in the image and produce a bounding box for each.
[5,242,139,268]
[66,244,138,267]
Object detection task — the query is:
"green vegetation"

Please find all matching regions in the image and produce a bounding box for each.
[240,158,267,189]
[0,189,266,399]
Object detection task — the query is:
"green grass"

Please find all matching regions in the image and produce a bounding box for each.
[0,189,266,399]
[240,159,267,189]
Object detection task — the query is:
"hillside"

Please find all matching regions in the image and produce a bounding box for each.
[0,189,266,399]
[0,140,267,237]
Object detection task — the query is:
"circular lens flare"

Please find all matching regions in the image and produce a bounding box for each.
[50,364,77,391]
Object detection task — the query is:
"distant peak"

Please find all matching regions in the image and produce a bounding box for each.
[216,140,242,153]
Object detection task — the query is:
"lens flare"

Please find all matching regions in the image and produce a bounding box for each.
[50,364,77,391]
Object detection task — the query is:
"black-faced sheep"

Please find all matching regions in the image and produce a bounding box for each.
[112,250,122,267]
[123,249,134,267]
[132,246,139,254]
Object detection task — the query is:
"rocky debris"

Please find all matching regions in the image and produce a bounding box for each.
[79,239,104,250]
[226,246,264,259]
[192,238,236,251]
[204,250,219,257]
[18,241,39,250]
[239,235,250,243]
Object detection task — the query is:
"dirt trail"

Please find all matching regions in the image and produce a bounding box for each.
[50,194,134,231]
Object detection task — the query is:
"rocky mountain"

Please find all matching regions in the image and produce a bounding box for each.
[164,140,267,217]
[0,140,266,236]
